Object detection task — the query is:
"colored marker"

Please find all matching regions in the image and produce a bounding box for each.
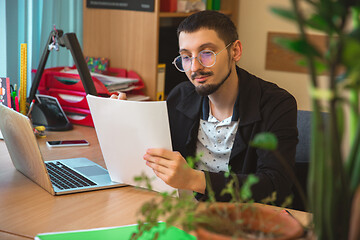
[11,91,16,110]
[6,78,11,108]
[15,96,19,112]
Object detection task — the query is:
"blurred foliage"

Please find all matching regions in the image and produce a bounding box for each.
[271,1,360,239]
[130,153,285,239]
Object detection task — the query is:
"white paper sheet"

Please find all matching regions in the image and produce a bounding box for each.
[87,95,175,193]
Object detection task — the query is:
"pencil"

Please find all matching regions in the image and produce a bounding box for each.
[27,99,35,117]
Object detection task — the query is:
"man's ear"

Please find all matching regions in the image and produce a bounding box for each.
[232,40,242,62]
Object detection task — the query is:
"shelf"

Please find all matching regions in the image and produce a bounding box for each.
[159,10,232,18]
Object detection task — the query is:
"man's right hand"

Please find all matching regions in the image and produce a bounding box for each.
[110,92,127,100]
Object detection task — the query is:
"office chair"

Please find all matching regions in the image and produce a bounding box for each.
[292,110,330,211]
[292,110,312,211]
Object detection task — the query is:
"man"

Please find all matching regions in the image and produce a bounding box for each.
[112,11,298,205]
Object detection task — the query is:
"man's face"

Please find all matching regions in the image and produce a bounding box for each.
[178,29,232,96]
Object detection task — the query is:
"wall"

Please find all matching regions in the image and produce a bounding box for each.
[0,0,6,77]
[237,0,318,111]
[82,0,159,100]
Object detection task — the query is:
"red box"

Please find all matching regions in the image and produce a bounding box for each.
[34,66,146,127]
[62,106,94,127]
[38,66,144,96]
[46,89,89,109]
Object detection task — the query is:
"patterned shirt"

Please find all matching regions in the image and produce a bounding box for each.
[195,97,240,172]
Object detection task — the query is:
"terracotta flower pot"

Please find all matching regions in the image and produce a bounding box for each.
[196,203,304,240]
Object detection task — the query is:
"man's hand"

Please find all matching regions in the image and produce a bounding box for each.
[143,148,206,193]
[110,92,127,100]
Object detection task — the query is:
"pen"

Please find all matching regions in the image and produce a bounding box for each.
[15,96,19,112]
[27,99,35,117]
[283,209,309,237]
[284,209,294,218]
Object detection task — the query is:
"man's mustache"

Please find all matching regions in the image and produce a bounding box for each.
[191,71,214,80]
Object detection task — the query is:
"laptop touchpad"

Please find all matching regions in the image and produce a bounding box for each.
[74,165,108,176]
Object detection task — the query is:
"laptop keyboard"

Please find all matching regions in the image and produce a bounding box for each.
[45,161,97,190]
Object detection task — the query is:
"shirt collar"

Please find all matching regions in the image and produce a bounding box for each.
[201,93,240,122]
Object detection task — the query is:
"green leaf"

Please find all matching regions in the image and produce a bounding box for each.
[270,7,297,21]
[273,37,322,58]
[250,132,278,151]
[134,176,143,182]
[351,6,360,28]
[342,36,360,71]
[306,14,332,33]
[260,191,277,205]
[239,174,259,201]
[187,153,203,169]
[309,86,334,100]
[297,58,327,75]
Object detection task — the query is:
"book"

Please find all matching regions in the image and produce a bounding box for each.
[213,0,221,10]
[0,76,12,137]
[35,222,196,240]
[160,0,177,12]
[206,0,213,10]
[0,77,11,108]
[156,64,166,101]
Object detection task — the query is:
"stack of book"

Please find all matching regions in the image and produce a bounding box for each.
[61,69,139,93]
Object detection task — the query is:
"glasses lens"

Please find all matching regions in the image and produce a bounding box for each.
[199,50,215,67]
[174,55,192,72]
[180,55,192,71]
[173,56,184,71]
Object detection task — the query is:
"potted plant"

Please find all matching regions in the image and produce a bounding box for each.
[271,1,360,239]
[131,153,304,240]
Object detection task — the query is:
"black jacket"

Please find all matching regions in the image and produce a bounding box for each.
[166,67,298,205]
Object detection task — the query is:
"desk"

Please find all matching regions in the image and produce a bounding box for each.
[0,125,311,239]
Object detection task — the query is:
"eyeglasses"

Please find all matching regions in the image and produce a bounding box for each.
[172,42,233,72]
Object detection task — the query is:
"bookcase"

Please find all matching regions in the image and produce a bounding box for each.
[82,0,239,100]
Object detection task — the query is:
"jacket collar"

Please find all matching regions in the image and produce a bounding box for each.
[176,87,203,120]
[176,66,262,126]
[236,66,262,126]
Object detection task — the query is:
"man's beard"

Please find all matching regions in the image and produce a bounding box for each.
[192,68,232,96]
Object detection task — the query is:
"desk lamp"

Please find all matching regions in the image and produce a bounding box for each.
[28,29,97,131]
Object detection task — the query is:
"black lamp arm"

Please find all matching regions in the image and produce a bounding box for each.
[28,29,97,104]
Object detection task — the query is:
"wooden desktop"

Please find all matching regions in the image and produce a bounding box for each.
[0,125,311,239]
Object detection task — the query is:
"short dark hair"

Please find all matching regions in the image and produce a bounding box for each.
[177,10,238,45]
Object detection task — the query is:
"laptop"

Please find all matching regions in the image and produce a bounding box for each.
[0,104,126,195]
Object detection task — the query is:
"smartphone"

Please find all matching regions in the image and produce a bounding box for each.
[46,139,89,148]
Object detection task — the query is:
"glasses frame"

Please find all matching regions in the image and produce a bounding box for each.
[172,42,233,72]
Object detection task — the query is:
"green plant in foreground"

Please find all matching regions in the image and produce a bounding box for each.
[131,149,294,240]
[271,1,360,239]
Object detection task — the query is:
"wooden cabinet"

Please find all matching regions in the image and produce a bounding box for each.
[83,0,238,100]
